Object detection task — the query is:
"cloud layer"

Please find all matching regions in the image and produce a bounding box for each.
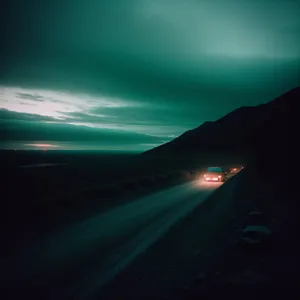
[1,0,300,150]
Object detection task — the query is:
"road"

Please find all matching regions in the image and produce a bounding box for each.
[6,178,223,300]
[99,174,240,300]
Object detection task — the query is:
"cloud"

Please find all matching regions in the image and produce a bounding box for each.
[2,1,300,91]
[0,107,166,143]
[0,108,58,122]
[1,0,300,151]
[16,92,45,102]
[20,102,35,106]
[62,111,110,123]
[63,103,203,136]
[0,117,166,150]
[0,86,136,120]
[1,86,201,137]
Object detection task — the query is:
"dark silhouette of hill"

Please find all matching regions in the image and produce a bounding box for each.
[143,87,299,164]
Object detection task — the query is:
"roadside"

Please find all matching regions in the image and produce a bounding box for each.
[187,166,299,297]
[3,156,203,293]
[6,168,199,243]
[3,180,219,300]
[4,149,240,246]
[98,168,299,300]
[97,173,240,300]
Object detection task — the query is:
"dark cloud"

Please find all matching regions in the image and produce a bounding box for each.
[2,52,299,112]
[0,110,165,150]
[0,109,58,122]
[16,93,45,102]
[89,106,197,127]
[20,102,35,106]
[0,119,164,145]
[1,0,300,150]
[61,111,113,124]
[2,0,299,101]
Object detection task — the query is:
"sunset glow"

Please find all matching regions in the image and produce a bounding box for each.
[25,143,60,148]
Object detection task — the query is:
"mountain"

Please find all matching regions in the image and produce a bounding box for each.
[143,87,299,162]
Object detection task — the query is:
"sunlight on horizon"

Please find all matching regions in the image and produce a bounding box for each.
[25,143,60,149]
[0,86,137,120]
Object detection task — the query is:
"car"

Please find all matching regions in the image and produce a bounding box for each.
[203,167,228,182]
[229,166,243,174]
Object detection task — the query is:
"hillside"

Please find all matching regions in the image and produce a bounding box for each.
[143,87,299,161]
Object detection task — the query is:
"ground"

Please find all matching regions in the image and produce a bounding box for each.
[3,151,298,299]
[98,168,299,300]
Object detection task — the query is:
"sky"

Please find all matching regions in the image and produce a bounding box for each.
[1,0,300,151]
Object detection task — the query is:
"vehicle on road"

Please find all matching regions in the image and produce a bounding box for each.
[229,166,243,174]
[204,167,228,182]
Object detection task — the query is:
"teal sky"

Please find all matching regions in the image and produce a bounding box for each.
[1,0,300,151]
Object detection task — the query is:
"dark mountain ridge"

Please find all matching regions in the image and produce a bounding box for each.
[143,87,299,162]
